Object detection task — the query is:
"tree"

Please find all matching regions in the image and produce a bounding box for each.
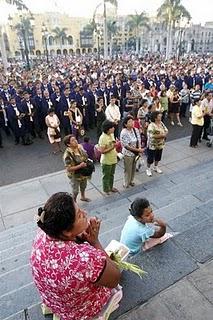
[107,20,118,57]
[15,17,33,39]
[5,0,28,10]
[128,11,150,54]
[52,27,68,50]
[15,17,33,64]
[103,0,118,59]
[157,0,191,59]
[0,0,29,72]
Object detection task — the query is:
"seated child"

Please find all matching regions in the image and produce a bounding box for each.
[120,198,169,255]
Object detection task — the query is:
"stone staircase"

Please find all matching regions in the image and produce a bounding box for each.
[0,160,213,320]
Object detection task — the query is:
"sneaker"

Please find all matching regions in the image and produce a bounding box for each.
[170,121,174,126]
[177,122,183,127]
[153,166,163,174]
[146,168,152,177]
[202,136,210,141]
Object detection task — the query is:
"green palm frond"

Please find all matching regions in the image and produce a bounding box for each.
[52,27,68,39]
[5,0,29,11]
[157,0,191,25]
[128,11,150,32]
[107,20,119,38]
[15,17,32,35]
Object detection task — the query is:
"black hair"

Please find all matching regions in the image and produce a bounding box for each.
[47,107,55,114]
[101,120,115,133]
[122,115,134,128]
[150,111,161,122]
[83,136,90,143]
[129,198,150,218]
[63,134,75,147]
[97,97,103,103]
[37,192,76,239]
[161,89,167,96]
[139,99,148,108]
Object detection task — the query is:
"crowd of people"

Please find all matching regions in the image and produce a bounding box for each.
[1,53,213,199]
[0,54,212,151]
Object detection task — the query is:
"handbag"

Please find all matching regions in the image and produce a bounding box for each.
[76,159,95,176]
[49,127,61,139]
[129,128,139,156]
[69,150,95,177]
[54,128,61,139]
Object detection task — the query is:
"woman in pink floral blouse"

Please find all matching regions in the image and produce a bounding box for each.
[30,192,121,320]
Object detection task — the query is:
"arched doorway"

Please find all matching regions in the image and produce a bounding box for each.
[93,48,97,53]
[50,49,55,56]
[76,48,80,54]
[56,49,61,55]
[82,48,86,54]
[88,48,92,53]
[63,49,68,55]
[36,50,41,56]
[69,49,74,54]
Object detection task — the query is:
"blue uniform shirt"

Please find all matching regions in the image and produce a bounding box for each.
[120,215,155,254]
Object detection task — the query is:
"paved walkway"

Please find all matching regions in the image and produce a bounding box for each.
[0,136,212,231]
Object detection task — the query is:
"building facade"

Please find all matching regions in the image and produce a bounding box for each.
[1,10,213,59]
[3,12,90,58]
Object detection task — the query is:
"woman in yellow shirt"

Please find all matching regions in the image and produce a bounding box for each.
[98,120,119,195]
[190,99,204,148]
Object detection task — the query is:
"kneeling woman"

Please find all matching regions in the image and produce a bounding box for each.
[30,192,122,320]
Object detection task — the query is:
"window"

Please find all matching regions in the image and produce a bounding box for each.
[67,35,73,45]
[49,36,54,46]
[28,33,35,49]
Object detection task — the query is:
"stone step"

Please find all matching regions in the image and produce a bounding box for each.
[0,251,30,276]
[0,169,210,276]
[1,303,48,320]
[0,222,36,243]
[0,283,39,320]
[0,158,211,244]
[0,159,212,320]
[0,265,32,297]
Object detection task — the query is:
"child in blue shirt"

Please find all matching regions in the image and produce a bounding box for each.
[120,198,167,255]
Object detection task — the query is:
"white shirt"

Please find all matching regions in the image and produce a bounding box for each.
[105,104,121,122]
[201,98,213,115]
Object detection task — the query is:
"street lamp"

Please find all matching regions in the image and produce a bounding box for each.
[95,25,102,60]
[42,23,49,63]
